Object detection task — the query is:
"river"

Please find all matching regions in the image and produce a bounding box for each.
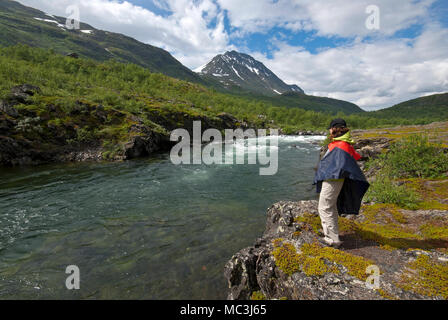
[0,135,324,299]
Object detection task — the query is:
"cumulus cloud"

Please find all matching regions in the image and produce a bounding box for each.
[17,0,231,68]
[252,23,448,110]
[218,0,435,38]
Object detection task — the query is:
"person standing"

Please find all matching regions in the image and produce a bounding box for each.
[313,119,370,248]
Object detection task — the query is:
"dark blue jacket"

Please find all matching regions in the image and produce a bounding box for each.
[313,142,370,215]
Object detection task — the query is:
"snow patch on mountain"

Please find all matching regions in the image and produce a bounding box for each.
[34,17,65,29]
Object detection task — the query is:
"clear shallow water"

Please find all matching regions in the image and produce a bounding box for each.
[0,135,324,299]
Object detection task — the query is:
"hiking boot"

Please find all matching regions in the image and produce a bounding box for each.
[318,237,342,249]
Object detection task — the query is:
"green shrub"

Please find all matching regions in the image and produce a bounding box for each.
[76,127,97,143]
[363,134,448,209]
[364,174,420,209]
[367,134,448,179]
[384,134,448,178]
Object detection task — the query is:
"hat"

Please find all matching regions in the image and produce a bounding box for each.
[328,118,347,129]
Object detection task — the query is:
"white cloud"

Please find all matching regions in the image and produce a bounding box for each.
[252,23,448,110]
[16,0,231,69]
[217,0,436,38]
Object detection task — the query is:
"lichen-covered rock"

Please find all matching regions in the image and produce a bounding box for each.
[9,84,41,104]
[224,200,448,300]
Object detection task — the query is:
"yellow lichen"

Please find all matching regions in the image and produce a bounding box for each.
[419,223,448,240]
[301,243,373,281]
[250,291,266,300]
[294,213,322,234]
[271,242,302,276]
[376,288,398,300]
[272,241,374,280]
[398,254,448,299]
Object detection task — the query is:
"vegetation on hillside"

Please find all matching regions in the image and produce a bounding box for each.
[365,134,448,209]
[1,45,447,140]
[369,93,448,121]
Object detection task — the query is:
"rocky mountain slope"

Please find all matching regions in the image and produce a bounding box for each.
[0,0,204,84]
[196,50,304,96]
[197,50,365,114]
[224,125,448,300]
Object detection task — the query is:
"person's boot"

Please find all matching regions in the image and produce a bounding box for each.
[318,237,342,249]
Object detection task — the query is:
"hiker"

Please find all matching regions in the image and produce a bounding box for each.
[313,119,370,248]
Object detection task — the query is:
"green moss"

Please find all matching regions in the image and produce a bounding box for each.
[339,205,424,249]
[398,254,448,299]
[272,238,284,247]
[376,288,397,300]
[294,213,322,234]
[403,179,448,210]
[419,223,448,239]
[416,201,448,210]
[271,242,302,276]
[102,141,124,160]
[300,256,329,277]
[250,291,266,300]
[301,243,373,280]
[379,244,396,251]
[272,241,373,280]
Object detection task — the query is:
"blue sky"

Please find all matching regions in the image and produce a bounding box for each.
[17,0,448,110]
[128,0,448,56]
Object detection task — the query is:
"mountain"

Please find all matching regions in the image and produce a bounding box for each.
[368,93,448,120]
[196,50,305,96]
[195,50,365,114]
[0,0,364,115]
[0,0,204,84]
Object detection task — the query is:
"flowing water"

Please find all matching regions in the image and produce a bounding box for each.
[0,135,324,299]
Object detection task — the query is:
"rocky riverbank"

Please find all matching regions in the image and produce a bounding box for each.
[0,84,249,166]
[224,129,448,300]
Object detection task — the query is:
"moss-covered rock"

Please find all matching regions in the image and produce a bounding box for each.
[224,200,448,300]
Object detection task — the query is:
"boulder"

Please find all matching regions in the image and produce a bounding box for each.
[217,112,239,128]
[66,52,79,59]
[0,100,19,118]
[124,126,171,159]
[9,84,41,104]
[224,200,447,300]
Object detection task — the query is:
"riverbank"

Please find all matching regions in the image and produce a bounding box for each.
[0,84,249,166]
[0,84,326,167]
[224,121,448,300]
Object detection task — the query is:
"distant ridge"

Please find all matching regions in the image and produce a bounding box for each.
[370,92,448,120]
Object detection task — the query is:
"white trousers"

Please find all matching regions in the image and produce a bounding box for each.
[318,179,345,244]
